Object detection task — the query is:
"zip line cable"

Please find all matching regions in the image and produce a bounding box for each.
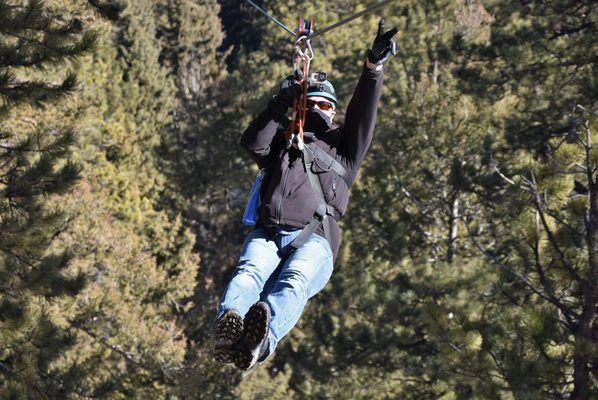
[244,0,397,39]
[309,0,396,40]
[245,0,296,37]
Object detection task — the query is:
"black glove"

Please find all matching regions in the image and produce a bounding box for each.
[368,19,398,65]
[273,69,303,108]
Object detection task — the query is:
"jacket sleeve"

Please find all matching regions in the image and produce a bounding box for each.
[338,64,384,171]
[240,98,290,169]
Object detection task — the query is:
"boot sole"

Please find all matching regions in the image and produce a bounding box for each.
[234,302,270,370]
[213,310,243,363]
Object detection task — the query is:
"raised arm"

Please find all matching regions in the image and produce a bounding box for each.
[339,64,384,169]
[339,20,398,170]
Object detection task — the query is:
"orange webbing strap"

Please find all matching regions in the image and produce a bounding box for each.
[285,21,313,150]
[285,55,310,150]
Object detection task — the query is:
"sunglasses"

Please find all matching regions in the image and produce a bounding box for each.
[306,99,335,111]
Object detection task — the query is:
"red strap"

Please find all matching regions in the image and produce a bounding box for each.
[285,56,310,148]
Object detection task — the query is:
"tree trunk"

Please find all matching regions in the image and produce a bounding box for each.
[447,192,459,263]
[572,121,598,399]
[572,219,597,398]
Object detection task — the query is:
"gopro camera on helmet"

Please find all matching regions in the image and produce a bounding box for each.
[306,73,337,104]
[310,72,327,83]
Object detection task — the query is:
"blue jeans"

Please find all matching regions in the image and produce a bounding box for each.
[217,228,334,362]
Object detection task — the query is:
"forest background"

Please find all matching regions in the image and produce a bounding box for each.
[1,0,597,399]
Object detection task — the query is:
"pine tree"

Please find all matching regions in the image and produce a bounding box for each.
[52,2,199,398]
[0,1,95,397]
[116,0,595,397]
[152,1,249,396]
[290,1,504,397]
[453,1,598,396]
[12,1,201,397]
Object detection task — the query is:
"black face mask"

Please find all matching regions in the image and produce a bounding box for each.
[303,108,333,134]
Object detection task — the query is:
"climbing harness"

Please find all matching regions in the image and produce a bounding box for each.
[260,137,353,248]
[289,142,349,250]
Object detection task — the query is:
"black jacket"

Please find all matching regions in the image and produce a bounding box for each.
[240,65,384,262]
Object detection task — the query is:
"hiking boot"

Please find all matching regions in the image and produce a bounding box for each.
[234,301,271,370]
[213,309,244,363]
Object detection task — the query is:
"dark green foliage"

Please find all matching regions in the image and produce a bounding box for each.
[0,1,96,114]
[2,0,598,398]
[453,2,598,397]
[218,0,265,69]
[0,1,94,397]
[458,1,598,153]
[227,1,598,398]
[87,0,123,21]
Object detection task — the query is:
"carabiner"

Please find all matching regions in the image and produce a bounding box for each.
[288,133,305,151]
[294,36,313,62]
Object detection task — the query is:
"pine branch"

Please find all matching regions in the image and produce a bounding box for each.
[549,21,596,40]
[493,164,516,185]
[348,337,430,368]
[3,155,80,203]
[485,348,511,388]
[0,358,16,379]
[0,129,76,161]
[40,372,95,400]
[1,1,70,33]
[493,164,585,285]
[0,31,97,67]
[72,322,166,383]
[0,72,78,111]
[1,245,39,269]
[526,172,584,284]
[0,0,97,65]
[545,209,584,241]
[15,252,85,298]
[530,231,578,326]
[582,118,598,294]
[464,219,578,329]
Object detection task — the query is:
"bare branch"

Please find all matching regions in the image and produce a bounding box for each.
[549,22,595,40]
[72,322,162,380]
[493,165,515,185]
[576,104,598,116]
[463,219,578,328]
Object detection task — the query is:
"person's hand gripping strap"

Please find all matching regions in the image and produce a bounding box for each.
[273,68,305,108]
[367,19,398,65]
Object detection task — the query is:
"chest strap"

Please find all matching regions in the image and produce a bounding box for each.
[290,143,346,250]
[307,143,354,188]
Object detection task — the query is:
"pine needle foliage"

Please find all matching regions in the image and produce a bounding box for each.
[220,1,598,398]
[1,0,596,398]
[0,0,93,397]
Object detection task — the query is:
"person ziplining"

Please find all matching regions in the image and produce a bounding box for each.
[213,1,399,371]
